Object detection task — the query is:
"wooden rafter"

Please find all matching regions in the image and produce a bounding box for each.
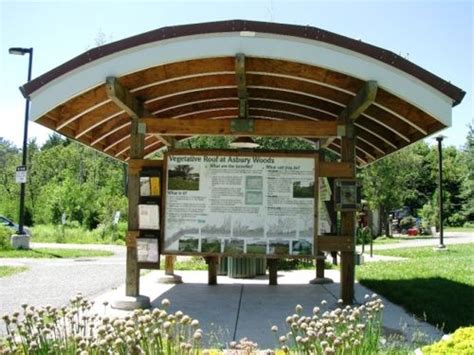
[322,80,378,148]
[140,118,338,137]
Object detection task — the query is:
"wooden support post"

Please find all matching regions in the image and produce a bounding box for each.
[340,122,357,304]
[125,118,144,297]
[165,255,175,275]
[316,257,325,278]
[311,155,333,285]
[158,254,183,284]
[268,259,278,285]
[111,118,151,310]
[205,256,218,285]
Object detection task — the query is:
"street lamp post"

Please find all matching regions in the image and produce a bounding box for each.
[9,47,33,236]
[435,135,446,249]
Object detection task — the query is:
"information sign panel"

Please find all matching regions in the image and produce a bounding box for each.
[164,152,316,257]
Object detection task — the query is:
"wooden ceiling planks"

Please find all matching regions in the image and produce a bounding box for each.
[32,56,449,165]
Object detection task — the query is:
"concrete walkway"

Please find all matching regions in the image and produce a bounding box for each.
[93,269,443,349]
[2,233,471,345]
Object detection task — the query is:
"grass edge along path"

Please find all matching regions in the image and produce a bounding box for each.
[0,266,28,278]
[356,243,474,333]
[0,248,114,259]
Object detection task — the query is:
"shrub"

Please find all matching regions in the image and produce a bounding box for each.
[400,216,417,231]
[463,221,474,228]
[30,224,126,245]
[356,226,372,245]
[422,326,474,354]
[0,225,12,251]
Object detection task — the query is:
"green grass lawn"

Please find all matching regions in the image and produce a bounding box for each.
[30,224,126,245]
[0,266,28,277]
[0,248,114,258]
[356,244,474,333]
[444,227,474,233]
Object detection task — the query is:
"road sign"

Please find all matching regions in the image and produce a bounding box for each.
[15,166,27,183]
[113,211,121,225]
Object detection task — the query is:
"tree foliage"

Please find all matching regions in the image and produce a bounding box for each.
[360,134,471,233]
[0,135,127,230]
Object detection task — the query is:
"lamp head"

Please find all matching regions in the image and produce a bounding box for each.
[9,47,32,56]
[229,136,260,149]
[435,135,446,142]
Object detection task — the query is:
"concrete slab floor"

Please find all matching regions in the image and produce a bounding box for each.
[93,269,444,349]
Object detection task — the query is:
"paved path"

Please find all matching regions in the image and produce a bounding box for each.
[357,231,473,252]
[0,243,126,319]
[93,269,444,348]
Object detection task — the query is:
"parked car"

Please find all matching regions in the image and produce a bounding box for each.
[0,215,32,236]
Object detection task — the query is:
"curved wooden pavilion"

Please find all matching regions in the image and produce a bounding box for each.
[21,20,465,306]
[23,20,463,164]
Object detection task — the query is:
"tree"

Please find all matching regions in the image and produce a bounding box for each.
[460,124,474,224]
[360,147,419,236]
[0,138,20,219]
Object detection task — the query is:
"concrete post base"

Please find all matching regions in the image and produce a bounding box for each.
[11,234,30,250]
[158,274,183,284]
[309,277,333,285]
[111,295,151,310]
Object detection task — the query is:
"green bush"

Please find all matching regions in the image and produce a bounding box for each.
[356,226,372,245]
[419,202,437,229]
[422,326,474,354]
[400,216,416,230]
[0,225,12,251]
[447,212,466,227]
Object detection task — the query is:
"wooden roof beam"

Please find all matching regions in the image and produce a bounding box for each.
[322,80,378,148]
[141,117,338,137]
[106,76,146,119]
[235,53,248,119]
[106,76,171,146]
[340,81,378,121]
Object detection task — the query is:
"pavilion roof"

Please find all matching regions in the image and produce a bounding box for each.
[21,20,465,165]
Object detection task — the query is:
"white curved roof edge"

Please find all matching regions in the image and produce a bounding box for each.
[29,32,452,127]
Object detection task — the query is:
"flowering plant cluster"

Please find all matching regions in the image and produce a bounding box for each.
[272,294,384,354]
[0,295,202,355]
[1,294,385,355]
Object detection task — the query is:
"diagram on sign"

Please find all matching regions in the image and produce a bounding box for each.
[164,154,315,257]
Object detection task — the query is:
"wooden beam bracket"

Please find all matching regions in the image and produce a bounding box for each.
[339,80,378,121]
[337,125,346,137]
[322,80,378,148]
[317,235,354,252]
[126,231,139,248]
[106,77,147,119]
[230,118,255,133]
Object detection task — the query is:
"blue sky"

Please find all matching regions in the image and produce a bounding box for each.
[1,0,472,149]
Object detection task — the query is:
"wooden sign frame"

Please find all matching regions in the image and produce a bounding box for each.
[162,149,320,259]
